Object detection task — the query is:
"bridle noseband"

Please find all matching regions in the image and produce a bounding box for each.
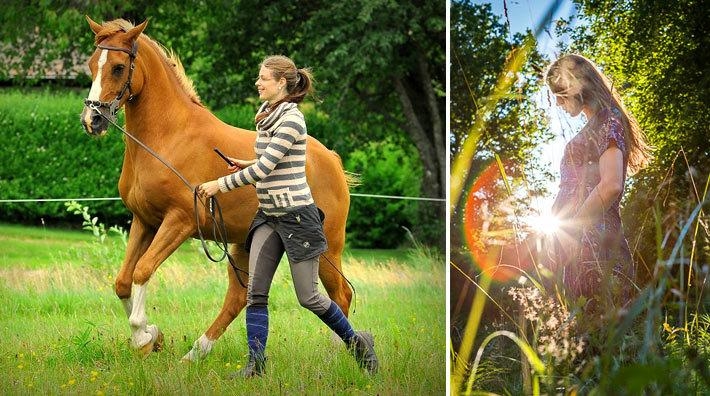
[84,41,139,121]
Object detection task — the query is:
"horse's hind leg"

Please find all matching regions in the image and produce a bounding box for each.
[182,245,249,362]
[319,208,352,316]
[129,214,193,356]
[320,247,353,316]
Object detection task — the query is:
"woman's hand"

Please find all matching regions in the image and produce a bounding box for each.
[197,180,221,198]
[226,157,254,173]
[558,220,583,259]
[573,147,624,224]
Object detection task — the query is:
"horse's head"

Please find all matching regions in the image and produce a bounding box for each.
[80,16,148,136]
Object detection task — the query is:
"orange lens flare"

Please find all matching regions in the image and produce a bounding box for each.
[463,161,534,282]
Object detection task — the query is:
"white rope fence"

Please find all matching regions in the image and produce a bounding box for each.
[0,193,446,203]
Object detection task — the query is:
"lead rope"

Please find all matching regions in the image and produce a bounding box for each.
[320,253,357,315]
[90,107,248,287]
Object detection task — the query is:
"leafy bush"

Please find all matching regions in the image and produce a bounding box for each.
[1,88,432,248]
[345,137,423,248]
[212,102,258,129]
[0,88,128,226]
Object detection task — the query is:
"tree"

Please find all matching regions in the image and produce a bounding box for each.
[303,0,446,246]
[564,0,710,280]
[301,0,446,204]
[1,0,446,247]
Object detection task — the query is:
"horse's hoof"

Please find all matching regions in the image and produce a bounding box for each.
[137,328,164,358]
[180,349,197,363]
[152,329,164,352]
[138,341,153,358]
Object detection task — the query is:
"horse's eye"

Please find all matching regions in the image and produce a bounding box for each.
[112,64,125,77]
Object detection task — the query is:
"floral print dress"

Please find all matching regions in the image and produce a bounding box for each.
[551,107,634,305]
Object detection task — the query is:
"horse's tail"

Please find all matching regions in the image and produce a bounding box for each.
[331,150,361,188]
[344,171,361,188]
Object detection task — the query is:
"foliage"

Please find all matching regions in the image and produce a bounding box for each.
[453,196,710,393]
[300,0,447,205]
[458,281,710,395]
[64,200,126,245]
[452,148,709,395]
[561,0,710,279]
[0,88,127,225]
[345,137,424,248]
[449,0,554,333]
[449,2,552,231]
[450,2,551,164]
[0,1,150,85]
[508,287,585,370]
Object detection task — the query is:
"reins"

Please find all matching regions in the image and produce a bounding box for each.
[91,107,249,287]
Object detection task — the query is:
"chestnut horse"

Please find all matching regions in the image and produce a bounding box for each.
[79,17,353,360]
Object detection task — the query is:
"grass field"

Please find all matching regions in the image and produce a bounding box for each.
[0,223,446,395]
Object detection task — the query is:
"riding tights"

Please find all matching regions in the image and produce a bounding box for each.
[244,222,356,360]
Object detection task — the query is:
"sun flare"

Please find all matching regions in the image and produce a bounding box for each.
[523,213,561,235]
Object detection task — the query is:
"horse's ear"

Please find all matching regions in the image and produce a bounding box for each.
[86,15,103,35]
[125,20,148,42]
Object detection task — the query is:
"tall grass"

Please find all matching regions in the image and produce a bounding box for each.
[450,165,710,395]
[0,222,445,395]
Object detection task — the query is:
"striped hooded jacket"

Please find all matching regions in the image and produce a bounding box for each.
[218,102,314,216]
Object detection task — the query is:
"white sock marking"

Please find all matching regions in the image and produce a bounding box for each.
[181,333,215,362]
[129,283,152,348]
[121,297,133,317]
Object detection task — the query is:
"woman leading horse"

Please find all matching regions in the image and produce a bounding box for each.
[79,17,356,365]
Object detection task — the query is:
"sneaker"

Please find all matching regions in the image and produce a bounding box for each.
[229,355,266,379]
[349,331,379,375]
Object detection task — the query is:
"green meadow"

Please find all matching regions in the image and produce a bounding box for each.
[0,223,445,395]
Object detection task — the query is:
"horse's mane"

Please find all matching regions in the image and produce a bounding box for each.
[94,19,203,107]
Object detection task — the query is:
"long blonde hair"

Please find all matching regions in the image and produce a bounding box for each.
[545,54,652,175]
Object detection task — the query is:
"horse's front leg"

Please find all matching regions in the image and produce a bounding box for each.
[182,245,249,362]
[129,213,194,356]
[115,216,155,320]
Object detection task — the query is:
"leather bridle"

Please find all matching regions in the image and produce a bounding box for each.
[84,41,138,121]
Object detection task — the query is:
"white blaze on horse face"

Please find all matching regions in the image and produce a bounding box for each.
[83,49,109,129]
[88,49,109,102]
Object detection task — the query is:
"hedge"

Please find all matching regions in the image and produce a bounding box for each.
[1,88,124,224]
[1,88,430,248]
